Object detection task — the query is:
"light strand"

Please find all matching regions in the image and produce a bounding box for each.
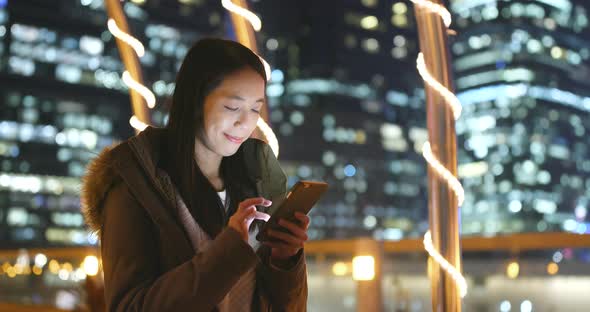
[122,71,156,109]
[107,19,145,57]
[416,53,462,120]
[107,14,155,132]
[259,55,272,82]
[422,142,465,206]
[413,0,467,299]
[221,0,262,31]
[222,0,279,157]
[257,117,279,157]
[423,231,468,298]
[129,115,149,132]
[410,0,452,27]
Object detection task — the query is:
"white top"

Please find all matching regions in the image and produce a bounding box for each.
[216,190,261,251]
[217,190,227,210]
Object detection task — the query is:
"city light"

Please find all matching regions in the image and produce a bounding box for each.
[332,262,349,276]
[352,255,375,281]
[506,261,519,279]
[500,300,511,312]
[360,16,379,30]
[547,262,559,275]
[48,260,60,274]
[82,255,100,276]
[34,253,47,268]
[521,300,533,312]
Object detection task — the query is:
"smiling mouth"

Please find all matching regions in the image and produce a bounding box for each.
[224,133,244,144]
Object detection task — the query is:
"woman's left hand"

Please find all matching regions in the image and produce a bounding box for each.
[263,212,310,260]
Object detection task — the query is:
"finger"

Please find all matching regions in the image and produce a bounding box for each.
[278,219,308,240]
[252,211,270,222]
[267,229,304,247]
[243,210,270,229]
[237,206,256,220]
[262,240,299,250]
[293,213,310,228]
[239,197,272,211]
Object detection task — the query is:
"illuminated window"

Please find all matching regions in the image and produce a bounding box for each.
[266,38,279,51]
[8,56,35,76]
[362,38,379,53]
[361,0,377,8]
[391,14,408,28]
[391,47,407,59]
[79,36,103,55]
[360,16,379,30]
[393,35,406,47]
[392,2,407,15]
[344,34,357,49]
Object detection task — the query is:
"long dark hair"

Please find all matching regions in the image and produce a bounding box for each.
[161,38,267,238]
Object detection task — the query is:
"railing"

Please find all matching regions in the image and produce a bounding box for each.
[1,232,589,311]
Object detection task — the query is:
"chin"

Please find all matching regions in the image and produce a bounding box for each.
[220,144,241,157]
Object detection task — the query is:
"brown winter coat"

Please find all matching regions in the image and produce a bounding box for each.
[80,126,307,311]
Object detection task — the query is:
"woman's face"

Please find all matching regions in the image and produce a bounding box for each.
[198,67,265,157]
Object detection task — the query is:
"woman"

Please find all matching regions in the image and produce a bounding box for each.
[81,38,309,311]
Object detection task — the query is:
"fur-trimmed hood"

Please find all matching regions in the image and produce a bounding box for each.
[80,143,121,233]
[80,126,287,235]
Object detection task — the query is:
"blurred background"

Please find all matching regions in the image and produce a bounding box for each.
[0,0,589,311]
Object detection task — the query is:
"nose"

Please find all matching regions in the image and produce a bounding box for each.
[234,111,252,129]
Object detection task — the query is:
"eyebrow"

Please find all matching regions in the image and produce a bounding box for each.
[226,95,265,104]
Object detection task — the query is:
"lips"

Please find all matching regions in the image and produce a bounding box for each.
[224,133,244,144]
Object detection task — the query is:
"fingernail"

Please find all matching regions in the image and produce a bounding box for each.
[265,199,272,205]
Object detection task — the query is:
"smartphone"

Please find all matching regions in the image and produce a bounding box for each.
[256,180,328,242]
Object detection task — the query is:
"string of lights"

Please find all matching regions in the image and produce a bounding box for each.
[221,0,262,31]
[106,17,155,131]
[412,0,468,299]
[107,18,145,57]
[122,71,156,109]
[411,0,452,27]
[221,0,279,156]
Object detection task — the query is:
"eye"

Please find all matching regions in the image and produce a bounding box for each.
[251,108,261,114]
[224,106,238,111]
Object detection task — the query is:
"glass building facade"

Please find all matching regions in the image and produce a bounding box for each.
[253,0,429,240]
[450,0,590,236]
[2,0,590,248]
[0,0,225,248]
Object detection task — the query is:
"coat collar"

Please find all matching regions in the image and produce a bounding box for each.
[80,126,287,237]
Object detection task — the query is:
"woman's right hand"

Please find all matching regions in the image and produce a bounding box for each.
[228,197,272,242]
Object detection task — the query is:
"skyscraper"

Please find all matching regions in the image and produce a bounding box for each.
[450,0,590,235]
[252,0,431,240]
[0,0,226,248]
